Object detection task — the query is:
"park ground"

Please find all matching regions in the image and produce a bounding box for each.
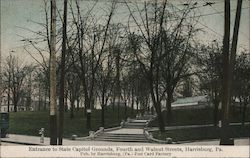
[5,107,250,143]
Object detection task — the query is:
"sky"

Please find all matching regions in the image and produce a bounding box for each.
[1,0,249,65]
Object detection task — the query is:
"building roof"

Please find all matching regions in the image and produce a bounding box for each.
[172,95,208,105]
[171,95,208,108]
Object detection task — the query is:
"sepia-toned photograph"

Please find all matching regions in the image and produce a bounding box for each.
[0,0,249,157]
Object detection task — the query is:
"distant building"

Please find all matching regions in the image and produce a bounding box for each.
[108,101,126,107]
[1,105,27,112]
[1,95,27,112]
[30,100,49,111]
[162,95,212,111]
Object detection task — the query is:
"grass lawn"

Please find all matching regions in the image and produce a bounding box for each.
[149,107,250,127]
[7,107,135,138]
[151,125,250,142]
[149,107,250,142]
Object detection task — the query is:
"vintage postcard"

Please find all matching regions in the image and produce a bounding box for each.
[0,0,249,157]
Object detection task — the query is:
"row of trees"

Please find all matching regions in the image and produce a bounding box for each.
[2,43,249,121]
[198,42,250,126]
[1,55,35,112]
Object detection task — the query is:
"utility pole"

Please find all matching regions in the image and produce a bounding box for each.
[229,0,242,96]
[220,0,243,145]
[220,0,231,145]
[220,0,242,145]
[58,0,68,145]
[50,0,57,145]
[0,0,1,112]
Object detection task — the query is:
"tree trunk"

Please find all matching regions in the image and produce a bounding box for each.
[64,89,68,112]
[81,74,91,128]
[76,98,80,111]
[101,91,105,127]
[131,89,134,115]
[7,73,11,112]
[38,99,41,111]
[151,106,154,115]
[70,99,74,119]
[80,76,91,127]
[86,108,91,129]
[112,95,115,112]
[117,95,120,120]
[213,92,220,126]
[241,100,247,125]
[155,101,165,132]
[86,97,91,129]
[124,100,127,120]
[27,96,31,111]
[239,98,243,114]
[38,83,42,111]
[213,99,219,127]
[7,86,10,112]
[101,105,105,128]
[231,98,236,116]
[14,99,17,112]
[166,91,173,125]
[149,79,165,132]
[83,100,87,116]
[44,90,47,111]
[146,97,149,114]
[13,93,18,112]
[136,99,139,115]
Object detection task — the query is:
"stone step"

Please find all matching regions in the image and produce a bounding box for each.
[97,135,146,139]
[95,136,147,141]
[136,115,155,120]
[94,132,149,142]
[126,123,147,125]
[130,120,148,123]
[97,133,145,137]
[124,123,146,126]
[123,125,145,129]
[94,137,149,142]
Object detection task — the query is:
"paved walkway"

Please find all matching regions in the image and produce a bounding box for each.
[1,134,249,146]
[1,117,152,145]
[0,134,156,146]
[181,138,250,146]
[1,117,248,146]
[106,128,144,134]
[90,118,150,142]
[148,122,250,131]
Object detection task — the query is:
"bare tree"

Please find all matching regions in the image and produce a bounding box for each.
[96,47,115,127]
[71,0,117,129]
[2,55,33,112]
[125,0,198,131]
[65,70,80,119]
[33,68,49,111]
[234,53,250,125]
[197,42,223,126]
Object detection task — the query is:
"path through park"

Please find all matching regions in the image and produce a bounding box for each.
[90,115,155,143]
[93,120,148,142]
